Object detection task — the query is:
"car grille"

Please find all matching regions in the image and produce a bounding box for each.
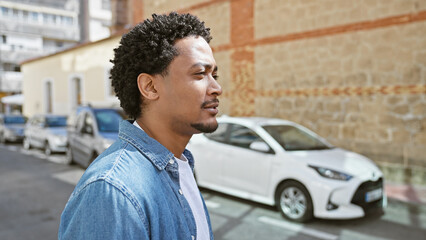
[351,178,383,214]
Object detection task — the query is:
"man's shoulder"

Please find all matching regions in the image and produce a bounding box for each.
[72,140,160,198]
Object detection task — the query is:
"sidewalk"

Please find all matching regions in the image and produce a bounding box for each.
[385,182,426,205]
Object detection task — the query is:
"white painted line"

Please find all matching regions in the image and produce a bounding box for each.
[258,216,338,240]
[7,145,19,151]
[33,152,46,159]
[204,200,221,209]
[52,169,85,186]
[19,149,32,155]
[46,155,67,164]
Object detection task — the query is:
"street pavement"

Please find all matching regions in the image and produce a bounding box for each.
[1,143,426,240]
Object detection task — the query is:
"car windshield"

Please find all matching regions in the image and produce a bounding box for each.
[4,116,26,124]
[94,109,123,132]
[263,125,331,151]
[46,116,67,127]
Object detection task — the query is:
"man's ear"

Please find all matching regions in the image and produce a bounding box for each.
[137,73,159,100]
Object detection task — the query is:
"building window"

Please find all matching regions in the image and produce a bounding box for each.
[2,35,6,44]
[31,12,38,21]
[69,75,83,112]
[102,0,111,10]
[12,8,19,18]
[1,7,9,16]
[43,13,55,24]
[44,80,53,113]
[23,10,29,21]
[63,16,73,25]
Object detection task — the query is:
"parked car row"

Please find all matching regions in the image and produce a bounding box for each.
[0,114,27,143]
[0,106,125,169]
[2,111,385,222]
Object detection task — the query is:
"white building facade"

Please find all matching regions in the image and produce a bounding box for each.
[0,0,80,94]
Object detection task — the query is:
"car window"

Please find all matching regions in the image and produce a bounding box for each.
[84,113,94,128]
[204,123,229,143]
[32,116,42,126]
[263,125,331,151]
[229,124,264,149]
[46,116,67,127]
[94,109,123,132]
[4,116,26,124]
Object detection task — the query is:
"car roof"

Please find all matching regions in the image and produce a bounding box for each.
[3,114,25,117]
[218,116,299,127]
[34,114,67,117]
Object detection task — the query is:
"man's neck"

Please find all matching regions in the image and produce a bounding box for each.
[135,118,191,158]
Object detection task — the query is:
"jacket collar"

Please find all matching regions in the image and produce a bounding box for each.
[118,120,194,170]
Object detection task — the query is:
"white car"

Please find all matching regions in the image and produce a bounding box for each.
[23,114,68,155]
[188,116,385,222]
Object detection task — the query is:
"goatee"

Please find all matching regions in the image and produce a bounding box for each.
[190,122,218,133]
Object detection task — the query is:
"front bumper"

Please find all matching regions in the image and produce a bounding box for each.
[313,177,385,219]
[48,137,68,153]
[5,132,24,142]
[351,178,385,215]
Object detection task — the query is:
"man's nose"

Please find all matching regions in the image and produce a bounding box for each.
[208,77,222,96]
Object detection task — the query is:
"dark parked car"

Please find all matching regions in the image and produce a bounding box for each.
[66,106,126,168]
[0,114,27,143]
[23,114,68,155]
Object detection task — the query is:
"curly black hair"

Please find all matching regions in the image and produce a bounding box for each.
[110,12,212,119]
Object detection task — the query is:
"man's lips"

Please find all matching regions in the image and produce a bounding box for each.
[201,99,219,109]
[201,99,219,114]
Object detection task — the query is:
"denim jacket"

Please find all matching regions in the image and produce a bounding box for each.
[59,120,213,240]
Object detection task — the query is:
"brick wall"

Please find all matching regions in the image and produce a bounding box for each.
[135,0,426,184]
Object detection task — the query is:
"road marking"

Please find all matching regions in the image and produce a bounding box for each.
[205,200,221,209]
[32,152,46,159]
[258,216,339,240]
[46,155,67,164]
[52,169,85,186]
[6,145,19,151]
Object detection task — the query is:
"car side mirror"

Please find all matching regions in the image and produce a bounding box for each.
[82,125,93,135]
[249,141,270,152]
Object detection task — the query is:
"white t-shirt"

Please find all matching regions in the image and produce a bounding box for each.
[176,155,210,240]
[133,121,209,239]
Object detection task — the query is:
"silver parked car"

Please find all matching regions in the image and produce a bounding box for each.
[23,114,68,155]
[66,106,125,168]
[0,114,27,143]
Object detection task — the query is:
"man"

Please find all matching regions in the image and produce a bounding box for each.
[59,12,222,240]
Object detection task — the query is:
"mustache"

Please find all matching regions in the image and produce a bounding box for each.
[201,99,219,108]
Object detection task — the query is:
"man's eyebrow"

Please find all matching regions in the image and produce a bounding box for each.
[190,63,218,71]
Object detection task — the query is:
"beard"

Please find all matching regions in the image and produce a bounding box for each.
[190,122,218,133]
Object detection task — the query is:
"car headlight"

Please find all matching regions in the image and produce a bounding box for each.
[309,165,353,181]
[4,128,15,137]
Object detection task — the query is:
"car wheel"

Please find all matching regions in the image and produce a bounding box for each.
[276,181,313,222]
[23,137,31,149]
[65,147,74,165]
[0,133,5,144]
[87,153,98,168]
[44,142,52,156]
